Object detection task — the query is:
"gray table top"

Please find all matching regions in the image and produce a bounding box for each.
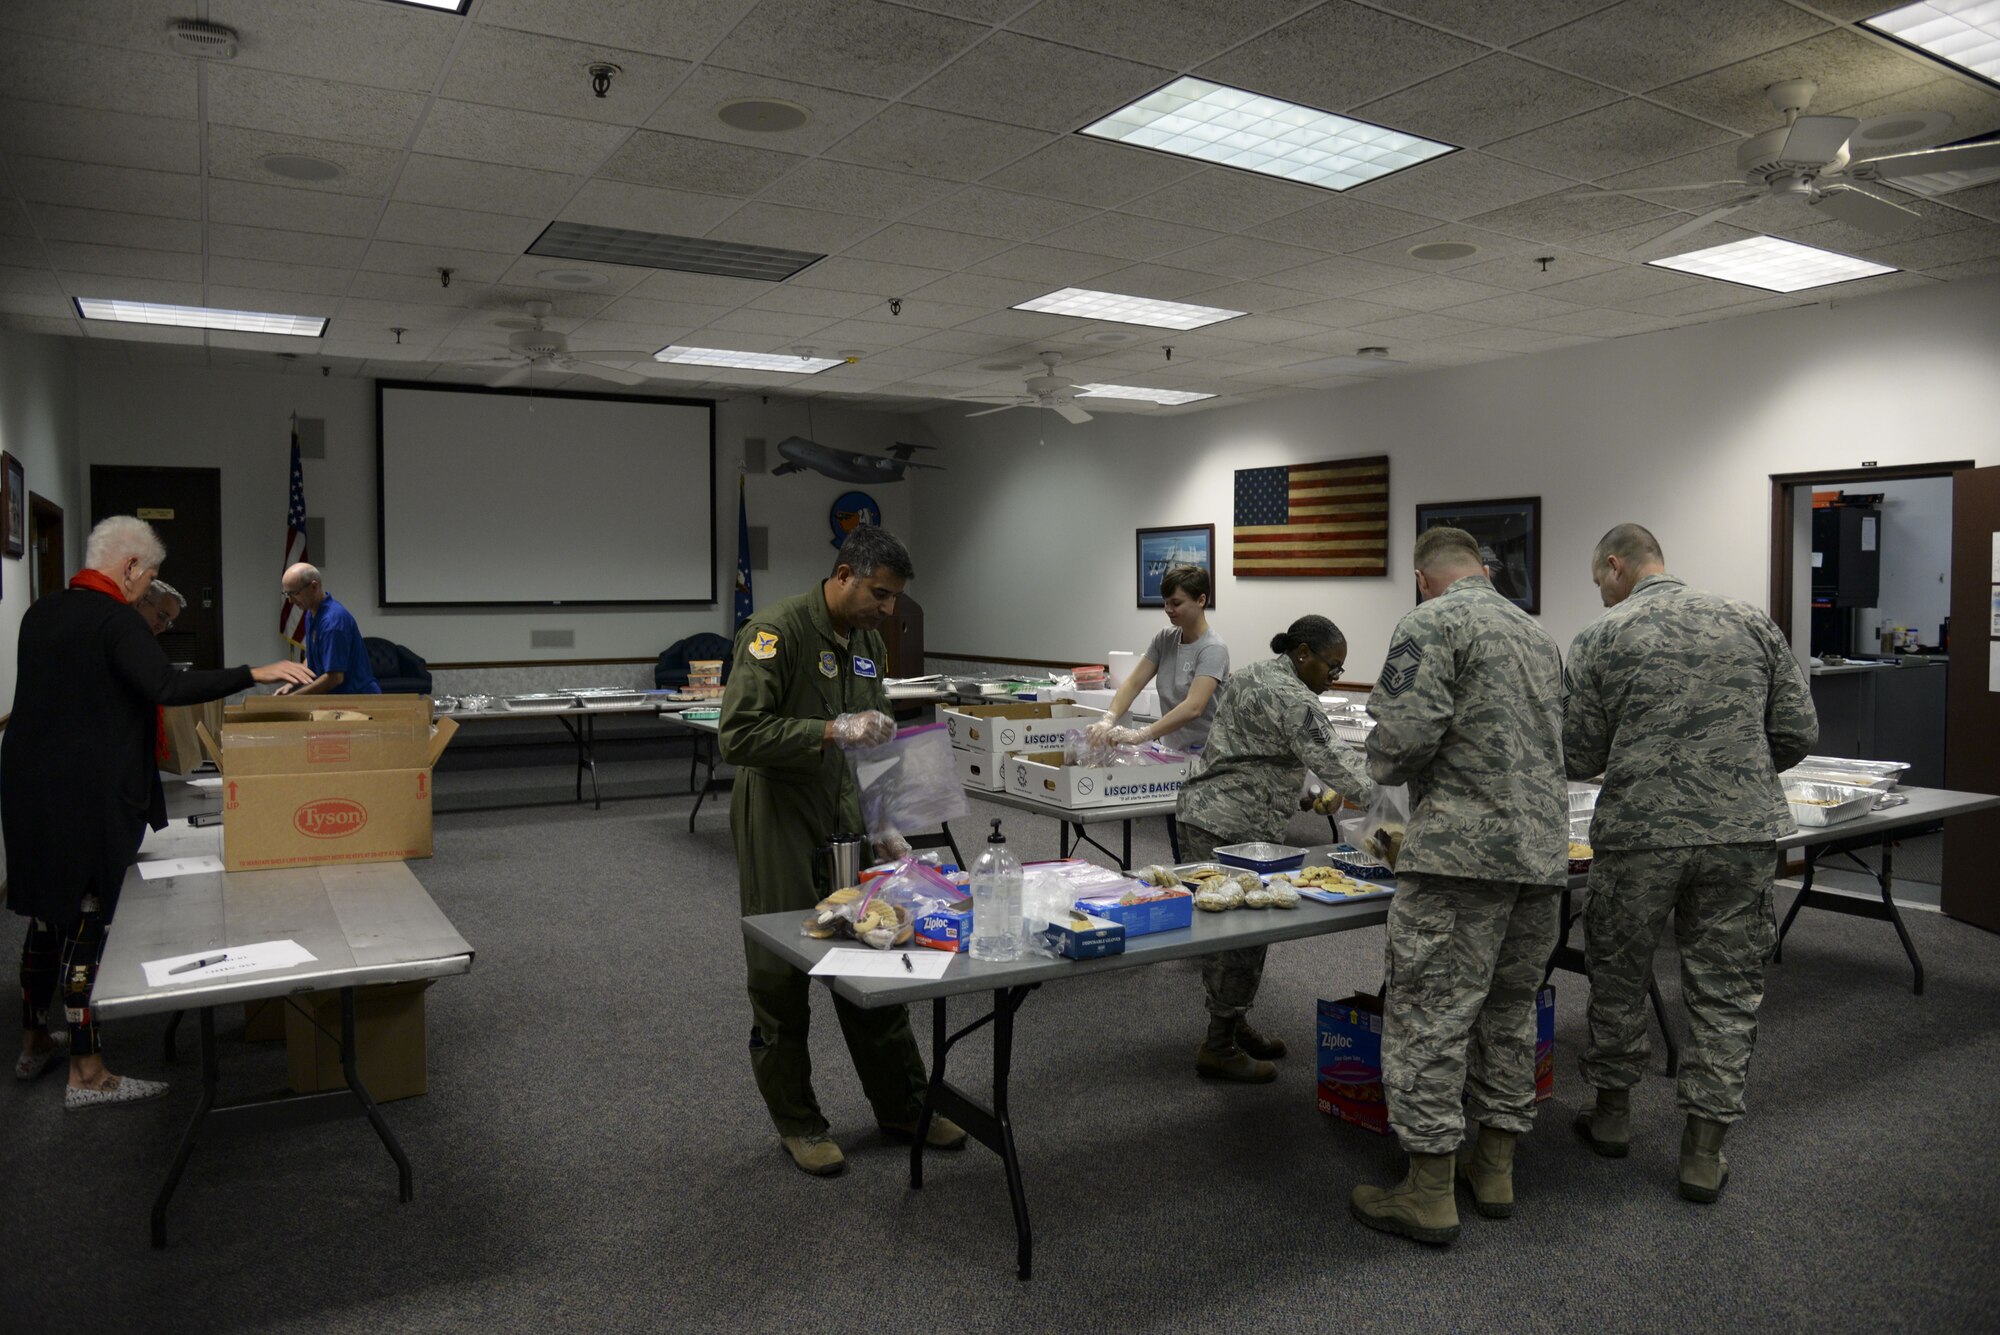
[444,698,706,720]
[743,844,1387,1009]
[93,822,475,1021]
[1775,785,1998,848]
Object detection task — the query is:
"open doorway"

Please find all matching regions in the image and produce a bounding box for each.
[28,493,64,600]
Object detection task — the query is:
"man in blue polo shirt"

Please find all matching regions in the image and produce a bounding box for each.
[279,562,380,695]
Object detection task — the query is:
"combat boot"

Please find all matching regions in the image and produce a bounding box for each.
[779,1132,845,1177]
[1195,1016,1276,1083]
[1235,1020,1287,1060]
[1679,1115,1731,1202]
[1574,1086,1631,1158]
[1350,1153,1460,1244]
[1455,1125,1516,1219]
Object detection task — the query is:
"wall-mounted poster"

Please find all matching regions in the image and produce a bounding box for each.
[1233,455,1388,577]
[1136,525,1215,607]
[1,451,23,560]
[1414,496,1542,614]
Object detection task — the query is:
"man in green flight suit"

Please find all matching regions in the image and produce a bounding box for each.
[721,525,965,1177]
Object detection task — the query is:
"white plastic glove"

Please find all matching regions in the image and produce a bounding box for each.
[1083,720,1118,748]
[874,830,911,861]
[829,710,896,749]
[1108,725,1149,747]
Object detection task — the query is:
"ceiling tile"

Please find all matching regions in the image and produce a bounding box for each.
[1198,4,1483,114]
[1444,289,1587,323]
[805,317,926,348]
[334,296,484,332]
[1513,0,1827,94]
[709,202,880,252]
[209,178,383,238]
[842,223,1012,269]
[557,180,743,236]
[983,135,1204,208]
[7,157,200,219]
[62,275,203,305]
[476,0,761,61]
[208,0,462,93]
[1278,295,1413,329]
[1038,211,1224,262]
[1348,310,1492,341]
[745,284,885,318]
[1246,195,1433,252]
[823,104,1052,180]
[1265,254,1425,296]
[376,202,549,254]
[1349,150,1576,222]
[394,155,583,219]
[953,308,1080,339]
[1190,314,1326,344]
[599,130,806,196]
[44,241,198,284]
[706,308,838,339]
[83,320,207,343]
[1862,225,2000,272]
[1358,273,1516,312]
[641,65,891,156]
[964,244,1127,283]
[0,294,81,321]
[1120,168,1327,233]
[904,271,1049,307]
[205,126,402,199]
[906,32,1168,133]
[205,254,354,296]
[0,32,195,120]
[199,287,336,319]
[1620,281,1776,317]
[485,284,620,318]
[439,24,691,126]
[1344,223,1547,275]
[626,270,785,306]
[413,101,632,175]
[1353,55,1621,150]
[1486,99,1737,181]
[212,224,368,268]
[704,1,985,98]
[1180,279,1320,313]
[1162,234,1329,279]
[899,328,1023,355]
[1765,194,1980,252]
[1007,0,1303,70]
[901,186,1100,241]
[756,160,959,219]
[1,238,54,273]
[347,269,493,305]
[206,66,429,150]
[1833,78,2000,154]
[1649,29,1938,134]
[1453,324,1595,351]
[0,102,199,175]
[1468,188,1672,244]
[492,257,646,297]
[1446,247,1624,290]
[27,205,202,254]
[1078,263,1223,300]
[1369,0,1616,47]
[1535,263,1691,306]
[1526,305,1675,335]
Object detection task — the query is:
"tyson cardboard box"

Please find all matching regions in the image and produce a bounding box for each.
[196,694,456,872]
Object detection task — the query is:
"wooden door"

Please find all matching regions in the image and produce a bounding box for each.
[1943,465,2000,932]
[89,466,224,670]
[28,493,64,599]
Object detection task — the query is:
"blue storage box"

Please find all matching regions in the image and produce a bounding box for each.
[1073,888,1194,936]
[1035,912,1125,960]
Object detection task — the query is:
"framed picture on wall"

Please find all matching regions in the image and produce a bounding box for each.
[1,452,24,560]
[1414,496,1541,614]
[1136,524,1216,608]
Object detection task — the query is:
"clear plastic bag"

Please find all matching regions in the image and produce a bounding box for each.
[1348,784,1410,871]
[846,723,968,845]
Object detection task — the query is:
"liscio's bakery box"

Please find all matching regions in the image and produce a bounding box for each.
[1002,750,1190,810]
[941,702,1102,757]
[195,694,456,872]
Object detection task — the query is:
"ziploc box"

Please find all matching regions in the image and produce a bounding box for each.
[196,694,457,872]
[942,702,1103,759]
[1036,912,1125,960]
[1003,750,1191,810]
[1318,986,1556,1134]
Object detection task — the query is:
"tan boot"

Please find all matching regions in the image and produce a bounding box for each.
[1195,1016,1276,1084]
[779,1132,846,1177]
[1235,1021,1287,1060]
[879,1114,969,1151]
[1350,1152,1460,1245]
[1574,1086,1631,1158]
[1680,1115,1731,1203]
[1455,1125,1517,1219]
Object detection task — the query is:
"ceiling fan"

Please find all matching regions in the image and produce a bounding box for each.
[1598,79,2000,250]
[959,351,1094,424]
[452,300,661,387]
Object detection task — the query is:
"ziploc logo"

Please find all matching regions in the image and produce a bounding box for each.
[294,798,368,839]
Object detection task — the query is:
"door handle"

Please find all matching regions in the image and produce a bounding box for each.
[201,586,214,609]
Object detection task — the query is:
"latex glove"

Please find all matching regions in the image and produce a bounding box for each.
[1083,720,1118,748]
[874,830,911,861]
[828,710,896,749]
[1107,725,1149,747]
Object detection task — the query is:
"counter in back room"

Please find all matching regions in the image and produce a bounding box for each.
[1808,656,1948,788]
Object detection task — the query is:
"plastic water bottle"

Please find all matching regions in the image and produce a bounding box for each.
[969,817,1023,962]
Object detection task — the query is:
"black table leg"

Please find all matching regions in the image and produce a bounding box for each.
[688,733,733,832]
[152,1005,219,1248]
[913,987,1038,1280]
[1122,818,1132,870]
[341,987,413,1201]
[163,1008,184,1063]
[1167,815,1181,863]
[1774,836,1926,994]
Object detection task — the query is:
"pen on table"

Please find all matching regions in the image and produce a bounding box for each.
[168,954,227,975]
[902,953,913,972]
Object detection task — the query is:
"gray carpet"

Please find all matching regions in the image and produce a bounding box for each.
[5,744,1998,1334]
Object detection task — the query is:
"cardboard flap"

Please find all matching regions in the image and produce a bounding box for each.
[425,716,458,768]
[194,722,225,773]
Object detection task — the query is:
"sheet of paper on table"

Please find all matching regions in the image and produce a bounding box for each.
[141,939,317,988]
[137,855,226,880]
[809,948,953,979]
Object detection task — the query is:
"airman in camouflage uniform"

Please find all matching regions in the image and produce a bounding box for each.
[1178,621,1377,1081]
[1564,523,1816,1203]
[1349,528,1567,1245]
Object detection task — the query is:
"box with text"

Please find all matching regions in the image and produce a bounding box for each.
[1002,750,1190,810]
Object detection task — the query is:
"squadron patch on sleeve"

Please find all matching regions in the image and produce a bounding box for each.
[749,631,779,660]
[1380,636,1423,697]
[818,650,839,678]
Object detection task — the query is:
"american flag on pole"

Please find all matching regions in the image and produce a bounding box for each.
[1233,455,1390,577]
[280,420,308,649]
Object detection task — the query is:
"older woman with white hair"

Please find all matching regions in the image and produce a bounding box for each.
[5,516,313,1110]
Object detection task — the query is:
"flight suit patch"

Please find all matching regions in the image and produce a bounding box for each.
[818,650,838,678]
[853,655,877,679]
[749,631,779,660]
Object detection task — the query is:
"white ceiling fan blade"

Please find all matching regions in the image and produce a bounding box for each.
[1780,114,1859,163]
[490,365,533,388]
[571,349,663,361]
[1648,195,1761,251]
[1616,180,1753,197]
[567,360,645,386]
[1849,137,2000,181]
[1810,184,1920,233]
[965,404,1025,418]
[453,356,524,366]
[1052,401,1093,425]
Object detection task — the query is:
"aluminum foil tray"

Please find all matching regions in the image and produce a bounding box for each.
[1214,842,1306,873]
[1784,780,1880,828]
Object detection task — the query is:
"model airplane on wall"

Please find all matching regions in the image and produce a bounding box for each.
[771,437,943,483]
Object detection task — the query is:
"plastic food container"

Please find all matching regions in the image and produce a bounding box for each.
[1328,844,1396,882]
[1783,757,1909,793]
[1784,780,1880,828]
[1567,782,1600,816]
[1214,842,1306,873]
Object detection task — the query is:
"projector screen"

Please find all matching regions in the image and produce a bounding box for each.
[376,382,714,606]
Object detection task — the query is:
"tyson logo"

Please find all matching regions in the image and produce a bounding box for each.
[294,798,368,839]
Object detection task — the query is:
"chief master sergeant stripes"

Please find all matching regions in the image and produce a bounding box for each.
[1564,523,1817,1204]
[1349,526,1568,1246]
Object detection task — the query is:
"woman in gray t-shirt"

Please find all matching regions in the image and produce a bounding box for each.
[1088,564,1229,752]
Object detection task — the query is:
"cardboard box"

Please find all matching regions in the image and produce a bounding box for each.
[1072,887,1193,937]
[954,748,1009,792]
[161,699,226,775]
[284,980,432,1103]
[1318,987,1555,1134]
[1003,750,1190,810]
[1035,911,1126,960]
[196,694,456,872]
[941,702,1102,757]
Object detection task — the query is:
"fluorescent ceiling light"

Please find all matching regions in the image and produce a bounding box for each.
[1647,235,1897,293]
[1864,3,2000,87]
[529,221,823,282]
[1013,287,1244,330]
[1079,76,1456,191]
[654,346,842,373]
[1074,383,1216,405]
[74,297,326,336]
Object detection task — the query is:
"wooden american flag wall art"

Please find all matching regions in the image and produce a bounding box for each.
[1232,455,1390,577]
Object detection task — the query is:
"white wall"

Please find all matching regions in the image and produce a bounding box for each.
[912,274,2000,680]
[74,361,929,668]
[0,328,80,710]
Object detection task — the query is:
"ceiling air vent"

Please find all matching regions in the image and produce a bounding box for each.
[166,19,239,59]
[527,221,823,282]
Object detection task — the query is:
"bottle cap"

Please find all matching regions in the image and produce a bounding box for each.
[988,817,1006,844]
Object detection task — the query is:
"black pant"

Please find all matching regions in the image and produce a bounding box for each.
[19,912,110,1057]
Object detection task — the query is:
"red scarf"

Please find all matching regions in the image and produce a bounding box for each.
[71,570,170,764]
